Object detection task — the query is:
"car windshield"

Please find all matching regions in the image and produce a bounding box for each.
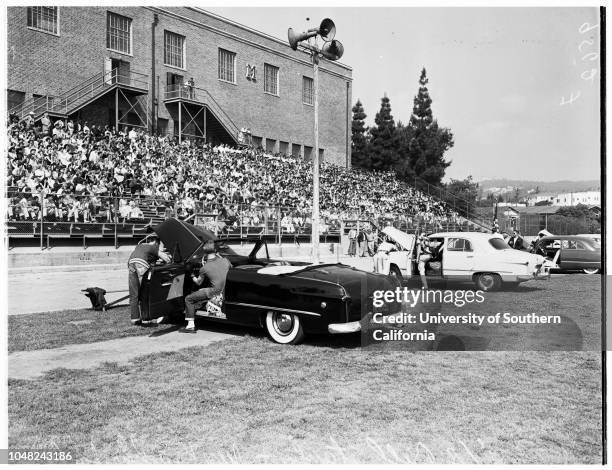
[489,238,510,250]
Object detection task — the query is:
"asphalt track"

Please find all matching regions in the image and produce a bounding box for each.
[9,267,127,315]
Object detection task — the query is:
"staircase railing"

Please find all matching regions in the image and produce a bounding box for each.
[410,176,492,232]
[164,83,240,140]
[9,69,149,120]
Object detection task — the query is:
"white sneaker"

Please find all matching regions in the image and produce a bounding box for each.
[155,316,166,324]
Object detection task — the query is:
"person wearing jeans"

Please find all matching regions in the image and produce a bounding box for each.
[127,236,171,324]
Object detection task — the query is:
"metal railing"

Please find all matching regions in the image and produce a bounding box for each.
[163,83,240,139]
[9,69,149,120]
[410,175,492,232]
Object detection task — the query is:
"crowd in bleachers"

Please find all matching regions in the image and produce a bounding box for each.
[6,113,461,234]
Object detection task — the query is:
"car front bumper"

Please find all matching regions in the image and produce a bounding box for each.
[328,320,362,334]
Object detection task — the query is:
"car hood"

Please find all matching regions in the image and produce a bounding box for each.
[153,218,216,263]
[382,226,416,251]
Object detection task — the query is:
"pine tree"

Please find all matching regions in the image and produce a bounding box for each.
[350,100,369,168]
[367,94,399,171]
[398,68,453,185]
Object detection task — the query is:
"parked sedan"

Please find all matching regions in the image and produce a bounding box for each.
[139,218,401,344]
[379,228,551,290]
[532,235,601,274]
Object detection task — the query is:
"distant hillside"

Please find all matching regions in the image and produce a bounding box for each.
[478,179,600,195]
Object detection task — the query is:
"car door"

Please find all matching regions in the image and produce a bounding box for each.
[140,263,187,320]
[559,239,595,270]
[442,237,475,281]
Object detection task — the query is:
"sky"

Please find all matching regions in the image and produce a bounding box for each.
[208,6,601,183]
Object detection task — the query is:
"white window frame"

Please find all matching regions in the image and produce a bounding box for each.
[302,76,314,106]
[218,48,237,84]
[26,6,60,36]
[164,30,186,70]
[263,63,280,97]
[106,11,133,56]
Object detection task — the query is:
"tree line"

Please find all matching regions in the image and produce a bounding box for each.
[351,68,485,218]
[351,68,455,188]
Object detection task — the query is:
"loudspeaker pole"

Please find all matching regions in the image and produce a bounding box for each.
[312,51,320,264]
[288,17,343,265]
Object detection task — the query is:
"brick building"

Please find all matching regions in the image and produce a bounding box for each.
[7,6,353,166]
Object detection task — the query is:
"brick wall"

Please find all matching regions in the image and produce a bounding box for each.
[7,6,352,166]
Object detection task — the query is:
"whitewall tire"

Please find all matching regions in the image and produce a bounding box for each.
[583,268,600,275]
[265,311,305,345]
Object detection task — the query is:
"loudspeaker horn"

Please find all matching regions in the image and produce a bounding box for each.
[288,18,336,50]
[321,39,344,61]
[288,27,317,50]
[318,18,336,41]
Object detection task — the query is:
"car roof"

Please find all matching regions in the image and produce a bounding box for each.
[538,235,596,243]
[428,232,501,239]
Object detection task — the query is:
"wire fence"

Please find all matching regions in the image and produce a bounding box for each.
[497,213,600,236]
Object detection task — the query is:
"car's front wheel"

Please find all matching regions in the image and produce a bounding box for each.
[474,273,502,291]
[265,311,305,344]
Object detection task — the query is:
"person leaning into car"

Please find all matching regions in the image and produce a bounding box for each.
[128,236,171,325]
[182,241,232,333]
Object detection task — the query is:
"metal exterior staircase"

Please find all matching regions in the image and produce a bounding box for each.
[10,69,149,121]
[164,84,240,143]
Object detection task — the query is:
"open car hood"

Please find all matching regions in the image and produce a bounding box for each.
[382,226,416,252]
[153,218,216,263]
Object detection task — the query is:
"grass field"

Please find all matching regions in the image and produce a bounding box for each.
[8,307,154,353]
[7,275,603,464]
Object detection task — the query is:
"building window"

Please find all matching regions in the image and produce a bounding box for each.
[107,12,132,55]
[27,7,59,35]
[7,90,26,113]
[304,146,313,161]
[302,76,314,105]
[291,143,301,158]
[264,64,279,96]
[164,31,185,69]
[218,48,236,83]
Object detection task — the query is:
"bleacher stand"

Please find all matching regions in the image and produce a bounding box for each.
[6,113,474,249]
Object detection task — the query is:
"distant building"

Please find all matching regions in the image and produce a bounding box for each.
[525,190,600,207]
[552,191,600,207]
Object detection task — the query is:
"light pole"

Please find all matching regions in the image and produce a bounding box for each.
[288,18,344,264]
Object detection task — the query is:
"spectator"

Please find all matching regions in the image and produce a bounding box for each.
[41,113,51,135]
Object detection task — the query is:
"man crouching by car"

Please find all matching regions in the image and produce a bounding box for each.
[181,240,232,333]
[128,235,171,325]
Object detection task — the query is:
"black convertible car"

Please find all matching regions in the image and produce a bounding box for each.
[139,218,401,344]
